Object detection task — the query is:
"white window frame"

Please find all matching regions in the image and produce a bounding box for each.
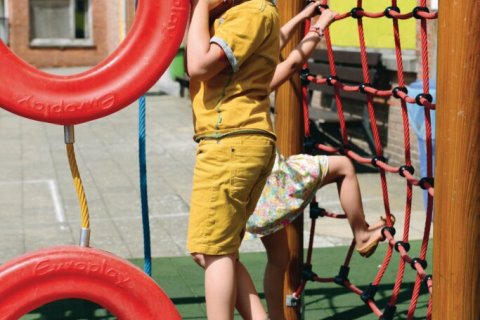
[0,0,8,16]
[30,0,93,47]
[0,0,8,44]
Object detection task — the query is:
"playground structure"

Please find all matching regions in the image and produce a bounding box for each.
[275,0,479,319]
[0,0,478,319]
[0,0,189,318]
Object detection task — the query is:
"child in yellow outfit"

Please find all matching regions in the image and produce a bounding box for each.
[187,1,278,319]
[186,0,336,318]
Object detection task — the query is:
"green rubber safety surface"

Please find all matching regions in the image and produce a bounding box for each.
[22,240,431,319]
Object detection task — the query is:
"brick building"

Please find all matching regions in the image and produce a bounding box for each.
[0,0,135,68]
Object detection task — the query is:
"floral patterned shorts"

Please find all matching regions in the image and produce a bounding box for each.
[246,152,329,237]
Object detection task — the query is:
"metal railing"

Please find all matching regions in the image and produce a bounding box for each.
[0,17,9,44]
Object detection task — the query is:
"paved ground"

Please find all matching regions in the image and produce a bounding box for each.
[0,69,431,264]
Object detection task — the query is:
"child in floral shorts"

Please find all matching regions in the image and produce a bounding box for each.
[246,152,394,319]
[247,152,391,256]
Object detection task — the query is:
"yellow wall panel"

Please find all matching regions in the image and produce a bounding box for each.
[328,0,417,49]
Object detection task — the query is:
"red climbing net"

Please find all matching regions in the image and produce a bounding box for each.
[295,1,437,319]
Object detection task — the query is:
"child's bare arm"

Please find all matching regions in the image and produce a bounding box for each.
[279,1,321,50]
[186,0,230,81]
[270,9,336,91]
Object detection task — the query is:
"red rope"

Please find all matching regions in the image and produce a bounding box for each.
[295,1,437,319]
[331,6,438,22]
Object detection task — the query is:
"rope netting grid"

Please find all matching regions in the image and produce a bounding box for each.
[295,1,437,319]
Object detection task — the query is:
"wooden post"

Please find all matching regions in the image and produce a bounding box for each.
[433,0,480,319]
[275,0,304,318]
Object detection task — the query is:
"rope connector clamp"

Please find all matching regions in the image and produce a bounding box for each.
[306,0,328,15]
[394,241,411,252]
[302,263,318,281]
[413,6,430,19]
[423,274,433,288]
[384,6,400,19]
[350,7,364,19]
[326,75,338,86]
[309,202,326,219]
[399,165,415,177]
[415,92,433,106]
[303,136,315,155]
[334,265,350,287]
[359,82,372,93]
[299,68,311,86]
[392,86,408,99]
[381,304,397,320]
[411,258,428,271]
[338,144,350,155]
[419,177,434,189]
[360,283,378,303]
[381,226,396,238]
[79,228,91,247]
[64,125,75,144]
[371,155,387,167]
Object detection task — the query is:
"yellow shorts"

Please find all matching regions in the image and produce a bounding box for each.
[187,134,275,255]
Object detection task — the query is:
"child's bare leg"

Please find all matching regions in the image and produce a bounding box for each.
[261,229,289,320]
[196,253,237,320]
[235,260,269,320]
[320,156,384,251]
[193,253,268,320]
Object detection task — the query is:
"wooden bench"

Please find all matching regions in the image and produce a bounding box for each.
[306,49,391,154]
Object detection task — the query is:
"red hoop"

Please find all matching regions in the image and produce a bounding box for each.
[0,246,181,319]
[0,0,190,125]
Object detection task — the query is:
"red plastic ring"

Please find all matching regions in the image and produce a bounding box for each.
[0,246,181,319]
[0,0,190,125]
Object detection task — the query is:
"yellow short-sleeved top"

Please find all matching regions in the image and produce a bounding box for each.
[190,0,279,141]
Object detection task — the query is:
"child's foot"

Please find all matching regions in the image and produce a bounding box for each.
[356,228,384,258]
[355,215,395,258]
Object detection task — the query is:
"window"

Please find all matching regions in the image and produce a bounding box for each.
[30,0,92,47]
[0,0,7,44]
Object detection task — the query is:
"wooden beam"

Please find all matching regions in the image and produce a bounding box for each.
[275,0,304,318]
[433,0,480,318]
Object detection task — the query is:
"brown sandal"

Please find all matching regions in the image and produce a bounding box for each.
[367,214,396,230]
[357,214,396,258]
[356,234,383,258]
